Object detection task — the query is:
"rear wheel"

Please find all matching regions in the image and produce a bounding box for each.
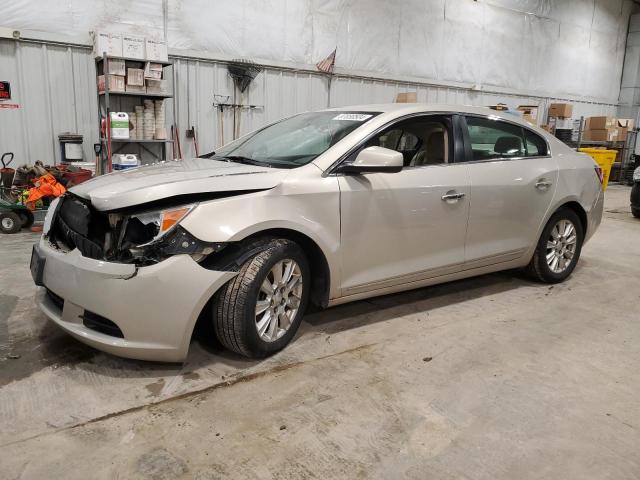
[632,207,640,219]
[0,211,21,234]
[211,238,310,358]
[526,208,584,283]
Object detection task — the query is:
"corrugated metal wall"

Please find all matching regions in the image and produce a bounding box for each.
[0,40,98,167]
[0,38,619,166]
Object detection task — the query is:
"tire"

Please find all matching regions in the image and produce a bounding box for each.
[632,207,640,219]
[0,211,22,234]
[211,238,310,358]
[17,209,34,228]
[526,208,584,283]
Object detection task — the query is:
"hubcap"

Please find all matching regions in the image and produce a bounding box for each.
[546,219,577,274]
[255,259,303,342]
[1,217,14,230]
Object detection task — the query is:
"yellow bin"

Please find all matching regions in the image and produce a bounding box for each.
[578,148,617,191]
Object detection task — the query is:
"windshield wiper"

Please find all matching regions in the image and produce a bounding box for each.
[223,156,272,167]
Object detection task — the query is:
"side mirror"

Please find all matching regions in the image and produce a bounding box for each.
[337,146,403,174]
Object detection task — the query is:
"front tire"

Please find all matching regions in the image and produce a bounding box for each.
[211,238,310,358]
[0,211,21,234]
[526,208,584,283]
[632,206,640,219]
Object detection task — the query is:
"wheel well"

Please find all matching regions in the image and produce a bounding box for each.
[558,201,587,235]
[238,229,331,308]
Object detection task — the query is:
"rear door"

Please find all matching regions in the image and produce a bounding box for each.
[461,115,558,267]
[337,114,471,296]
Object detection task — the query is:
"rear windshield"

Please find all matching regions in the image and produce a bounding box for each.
[215,111,380,168]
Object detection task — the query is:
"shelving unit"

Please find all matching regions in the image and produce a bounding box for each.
[95,54,175,174]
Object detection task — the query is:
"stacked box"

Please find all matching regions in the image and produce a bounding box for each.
[97,74,125,93]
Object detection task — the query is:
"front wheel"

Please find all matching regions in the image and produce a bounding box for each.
[632,206,640,219]
[526,208,584,283]
[211,238,310,358]
[0,211,21,234]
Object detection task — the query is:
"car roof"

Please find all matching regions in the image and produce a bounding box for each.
[325,102,516,118]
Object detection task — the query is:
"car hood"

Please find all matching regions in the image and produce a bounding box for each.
[70,158,288,211]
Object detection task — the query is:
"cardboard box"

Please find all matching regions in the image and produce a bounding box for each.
[615,128,628,142]
[97,74,125,93]
[548,103,573,118]
[125,84,146,94]
[144,62,163,80]
[617,118,634,130]
[127,68,145,86]
[93,32,123,58]
[123,35,146,59]
[586,116,615,130]
[395,92,417,103]
[104,59,125,76]
[146,79,168,94]
[517,105,539,123]
[145,38,168,62]
[583,128,618,142]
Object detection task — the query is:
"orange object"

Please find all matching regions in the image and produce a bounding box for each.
[26,173,66,209]
[160,207,190,233]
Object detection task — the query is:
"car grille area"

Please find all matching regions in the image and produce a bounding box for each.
[46,288,64,311]
[82,311,125,338]
[49,195,110,260]
[45,288,125,339]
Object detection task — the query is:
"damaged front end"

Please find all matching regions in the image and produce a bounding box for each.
[47,194,225,265]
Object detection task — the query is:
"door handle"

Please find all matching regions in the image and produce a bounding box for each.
[441,192,465,201]
[535,179,552,190]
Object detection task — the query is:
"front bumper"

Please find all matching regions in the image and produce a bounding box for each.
[35,238,236,362]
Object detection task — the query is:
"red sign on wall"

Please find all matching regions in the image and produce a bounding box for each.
[0,81,11,100]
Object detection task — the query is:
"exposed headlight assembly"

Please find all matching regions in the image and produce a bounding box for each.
[633,167,640,183]
[114,203,225,264]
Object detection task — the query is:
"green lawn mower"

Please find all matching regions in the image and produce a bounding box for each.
[1,152,34,234]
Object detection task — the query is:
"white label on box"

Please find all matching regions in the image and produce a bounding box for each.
[333,114,373,121]
[123,35,146,59]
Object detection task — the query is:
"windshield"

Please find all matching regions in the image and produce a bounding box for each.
[215,111,380,168]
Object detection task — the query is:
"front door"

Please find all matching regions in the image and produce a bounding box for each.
[462,115,558,267]
[337,115,470,296]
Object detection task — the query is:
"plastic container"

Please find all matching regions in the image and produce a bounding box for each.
[58,133,84,162]
[110,112,130,139]
[578,148,617,191]
[62,168,92,185]
[113,154,140,170]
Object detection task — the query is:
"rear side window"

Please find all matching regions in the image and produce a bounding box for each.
[524,129,548,156]
[465,116,524,161]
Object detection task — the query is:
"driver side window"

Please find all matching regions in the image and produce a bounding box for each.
[364,116,452,167]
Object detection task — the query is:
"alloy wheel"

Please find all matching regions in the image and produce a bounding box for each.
[546,219,577,273]
[255,259,303,342]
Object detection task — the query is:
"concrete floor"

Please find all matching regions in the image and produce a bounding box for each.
[1,185,639,479]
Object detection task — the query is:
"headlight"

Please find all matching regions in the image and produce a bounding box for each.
[129,204,196,246]
[42,197,61,236]
[633,167,640,182]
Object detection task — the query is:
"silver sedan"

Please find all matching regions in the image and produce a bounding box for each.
[32,104,604,361]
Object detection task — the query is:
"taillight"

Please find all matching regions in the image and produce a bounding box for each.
[594,166,603,184]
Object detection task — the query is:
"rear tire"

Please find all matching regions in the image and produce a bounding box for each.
[0,211,21,234]
[632,207,640,219]
[526,208,584,283]
[211,238,310,358]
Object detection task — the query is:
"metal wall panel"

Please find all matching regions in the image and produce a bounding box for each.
[0,38,618,167]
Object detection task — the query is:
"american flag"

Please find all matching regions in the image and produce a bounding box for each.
[316,49,336,74]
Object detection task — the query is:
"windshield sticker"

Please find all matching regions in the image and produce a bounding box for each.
[332,113,373,121]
